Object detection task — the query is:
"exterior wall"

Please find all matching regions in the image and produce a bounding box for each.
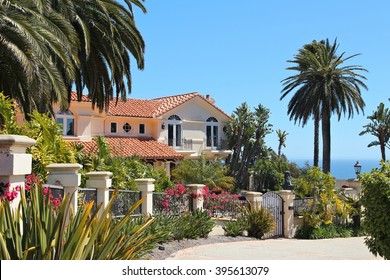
[157,97,231,158]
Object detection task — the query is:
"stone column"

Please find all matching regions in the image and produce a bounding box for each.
[46,163,82,213]
[241,191,263,207]
[135,178,155,215]
[188,184,206,211]
[0,135,36,210]
[86,171,112,216]
[279,190,295,238]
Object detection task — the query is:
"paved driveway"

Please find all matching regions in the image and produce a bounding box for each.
[167,237,384,260]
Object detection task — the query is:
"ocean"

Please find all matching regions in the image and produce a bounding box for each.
[292,159,382,179]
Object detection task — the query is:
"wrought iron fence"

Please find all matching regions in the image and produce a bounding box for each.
[293,197,314,216]
[44,184,64,200]
[203,195,249,218]
[78,188,98,213]
[109,189,142,218]
[153,192,191,215]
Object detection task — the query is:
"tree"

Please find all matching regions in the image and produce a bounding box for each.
[0,0,146,117]
[0,0,78,116]
[281,39,368,173]
[360,102,390,161]
[49,0,146,112]
[360,161,390,259]
[276,129,288,159]
[225,102,273,189]
[171,154,235,190]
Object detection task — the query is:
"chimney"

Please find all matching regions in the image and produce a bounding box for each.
[205,94,215,104]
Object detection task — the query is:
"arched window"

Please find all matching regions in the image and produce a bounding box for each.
[56,110,75,136]
[168,114,181,121]
[167,115,182,147]
[206,117,218,147]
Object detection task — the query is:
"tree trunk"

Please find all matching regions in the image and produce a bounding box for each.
[314,114,320,167]
[380,143,386,161]
[322,111,331,173]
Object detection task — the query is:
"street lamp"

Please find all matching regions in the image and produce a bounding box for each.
[354,161,362,178]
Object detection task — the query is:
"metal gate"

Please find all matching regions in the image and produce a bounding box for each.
[261,192,284,238]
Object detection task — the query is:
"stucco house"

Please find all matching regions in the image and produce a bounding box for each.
[53,92,232,174]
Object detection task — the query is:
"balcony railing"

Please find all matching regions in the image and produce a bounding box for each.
[205,139,229,150]
[167,138,229,151]
[167,138,193,150]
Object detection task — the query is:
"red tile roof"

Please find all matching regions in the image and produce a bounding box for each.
[78,137,183,161]
[70,92,230,118]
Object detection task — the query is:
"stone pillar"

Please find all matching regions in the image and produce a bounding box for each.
[46,163,82,213]
[0,135,36,210]
[86,171,112,216]
[248,171,255,191]
[135,178,155,215]
[188,184,206,211]
[279,190,295,238]
[241,191,263,207]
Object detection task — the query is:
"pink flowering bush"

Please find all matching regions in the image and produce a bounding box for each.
[0,174,62,208]
[0,182,19,202]
[158,184,189,215]
[202,186,246,218]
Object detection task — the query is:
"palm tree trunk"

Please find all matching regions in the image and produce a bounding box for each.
[314,114,320,167]
[380,143,386,161]
[322,111,331,173]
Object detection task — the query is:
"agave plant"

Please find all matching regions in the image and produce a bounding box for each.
[0,181,155,260]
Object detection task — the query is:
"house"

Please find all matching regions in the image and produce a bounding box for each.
[53,92,232,174]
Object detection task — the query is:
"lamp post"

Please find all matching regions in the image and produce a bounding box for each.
[354,161,362,178]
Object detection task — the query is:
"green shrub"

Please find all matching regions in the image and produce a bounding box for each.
[360,161,390,260]
[223,219,247,237]
[295,224,352,239]
[172,209,215,240]
[241,203,274,239]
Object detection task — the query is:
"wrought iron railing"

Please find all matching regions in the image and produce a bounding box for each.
[153,192,191,215]
[109,189,142,217]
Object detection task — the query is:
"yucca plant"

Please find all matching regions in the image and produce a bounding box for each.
[0,183,154,260]
[241,203,275,239]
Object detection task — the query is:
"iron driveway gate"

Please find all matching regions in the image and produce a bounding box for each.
[261,192,284,238]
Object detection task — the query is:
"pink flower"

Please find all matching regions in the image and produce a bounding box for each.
[176,184,185,195]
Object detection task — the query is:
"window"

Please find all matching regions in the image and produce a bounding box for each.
[167,115,182,147]
[123,123,132,133]
[56,110,75,136]
[139,124,145,134]
[111,122,117,133]
[206,117,218,147]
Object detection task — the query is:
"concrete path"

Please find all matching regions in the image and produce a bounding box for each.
[167,237,384,260]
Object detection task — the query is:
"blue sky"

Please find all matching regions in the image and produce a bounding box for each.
[124,0,390,162]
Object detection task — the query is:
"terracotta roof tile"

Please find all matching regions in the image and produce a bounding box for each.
[70,91,230,119]
[77,137,183,160]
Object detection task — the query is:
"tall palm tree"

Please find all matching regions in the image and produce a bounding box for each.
[360,102,390,161]
[0,0,79,116]
[50,0,146,112]
[281,39,368,173]
[276,129,288,159]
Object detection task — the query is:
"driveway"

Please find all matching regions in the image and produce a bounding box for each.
[166,237,384,260]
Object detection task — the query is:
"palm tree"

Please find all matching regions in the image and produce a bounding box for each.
[49,0,146,112]
[281,39,368,173]
[276,129,288,159]
[0,0,146,117]
[0,1,78,116]
[360,102,390,161]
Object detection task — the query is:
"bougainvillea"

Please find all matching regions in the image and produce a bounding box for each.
[0,174,62,207]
